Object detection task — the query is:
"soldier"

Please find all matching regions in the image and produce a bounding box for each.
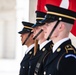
[41,0,76,75]
[28,11,53,75]
[18,22,34,75]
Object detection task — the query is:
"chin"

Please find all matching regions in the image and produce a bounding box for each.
[44,34,48,39]
[44,36,47,39]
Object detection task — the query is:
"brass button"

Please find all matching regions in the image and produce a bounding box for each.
[44,71,46,75]
[29,66,31,69]
[42,48,45,51]
[29,51,32,54]
[59,17,62,20]
[67,45,69,48]
[34,73,37,75]
[23,66,25,68]
[57,48,61,52]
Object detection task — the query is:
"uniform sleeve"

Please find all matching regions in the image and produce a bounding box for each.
[57,54,76,75]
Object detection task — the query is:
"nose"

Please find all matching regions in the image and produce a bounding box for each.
[31,29,34,32]
[32,28,36,33]
[20,34,22,37]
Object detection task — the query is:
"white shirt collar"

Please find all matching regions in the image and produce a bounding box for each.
[25,44,34,54]
[40,40,51,50]
[53,38,69,53]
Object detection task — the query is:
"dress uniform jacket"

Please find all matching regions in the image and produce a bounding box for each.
[42,39,76,75]
[19,46,34,75]
[35,41,53,75]
[28,41,53,75]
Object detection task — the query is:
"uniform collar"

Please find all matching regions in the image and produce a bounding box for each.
[40,40,51,50]
[53,38,69,53]
[25,44,34,54]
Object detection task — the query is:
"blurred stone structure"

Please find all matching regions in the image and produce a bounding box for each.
[0,0,16,59]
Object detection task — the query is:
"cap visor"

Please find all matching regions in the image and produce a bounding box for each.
[18,31,24,34]
[18,31,30,34]
[41,18,55,24]
[32,22,45,28]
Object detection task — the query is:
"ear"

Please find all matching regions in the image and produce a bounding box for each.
[58,22,65,31]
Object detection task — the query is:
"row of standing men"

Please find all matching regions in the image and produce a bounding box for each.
[18,2,76,75]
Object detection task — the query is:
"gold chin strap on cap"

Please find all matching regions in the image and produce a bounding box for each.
[34,40,38,55]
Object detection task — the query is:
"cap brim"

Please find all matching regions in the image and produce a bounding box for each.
[41,18,55,24]
[18,31,24,34]
[18,30,30,34]
[22,21,34,26]
[18,27,32,34]
[32,22,45,28]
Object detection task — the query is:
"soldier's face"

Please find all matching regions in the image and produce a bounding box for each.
[32,26,44,40]
[42,23,52,39]
[20,33,29,45]
[32,27,39,38]
[42,21,58,39]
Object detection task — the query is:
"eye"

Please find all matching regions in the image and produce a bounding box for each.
[48,23,50,26]
[45,23,49,26]
[46,23,50,26]
[36,27,38,29]
[36,27,40,29]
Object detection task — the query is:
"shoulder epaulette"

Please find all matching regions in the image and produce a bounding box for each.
[65,44,76,53]
[50,44,54,49]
